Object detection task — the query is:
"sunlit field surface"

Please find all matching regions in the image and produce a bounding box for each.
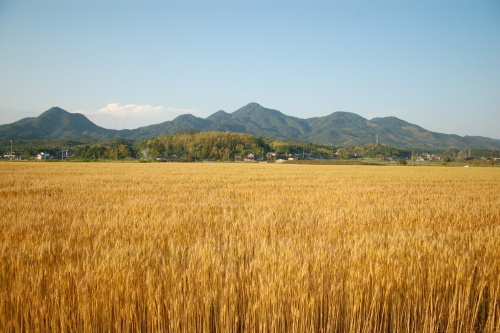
[1,162,499,332]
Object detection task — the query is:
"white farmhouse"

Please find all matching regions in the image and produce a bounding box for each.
[36,152,51,160]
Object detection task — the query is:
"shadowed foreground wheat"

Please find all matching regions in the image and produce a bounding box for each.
[0,162,499,332]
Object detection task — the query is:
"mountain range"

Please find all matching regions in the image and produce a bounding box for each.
[1,103,499,150]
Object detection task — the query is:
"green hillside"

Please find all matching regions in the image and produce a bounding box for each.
[0,107,120,140]
[1,103,499,150]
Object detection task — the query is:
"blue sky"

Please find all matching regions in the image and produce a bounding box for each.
[1,0,499,138]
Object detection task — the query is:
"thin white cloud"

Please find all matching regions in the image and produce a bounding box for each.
[74,103,202,129]
[76,103,198,118]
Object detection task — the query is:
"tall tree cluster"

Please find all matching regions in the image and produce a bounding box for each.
[139,131,271,160]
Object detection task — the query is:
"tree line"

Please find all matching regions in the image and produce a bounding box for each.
[72,138,137,160]
[4,132,499,162]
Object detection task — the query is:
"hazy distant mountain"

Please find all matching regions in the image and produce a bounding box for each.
[1,103,499,149]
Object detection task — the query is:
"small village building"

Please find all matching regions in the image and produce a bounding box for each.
[36,152,51,160]
[54,149,76,160]
[165,155,181,162]
[4,154,22,160]
[156,155,182,162]
[64,149,75,158]
[266,152,278,159]
[3,151,23,159]
[244,154,256,162]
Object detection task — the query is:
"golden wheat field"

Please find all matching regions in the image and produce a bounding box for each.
[0,162,499,332]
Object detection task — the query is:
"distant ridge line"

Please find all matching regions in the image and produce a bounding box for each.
[0,103,499,150]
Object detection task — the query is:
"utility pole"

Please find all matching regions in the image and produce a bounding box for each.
[10,140,13,160]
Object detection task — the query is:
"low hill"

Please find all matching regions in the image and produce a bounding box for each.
[0,107,124,140]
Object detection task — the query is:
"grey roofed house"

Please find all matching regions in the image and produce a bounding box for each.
[156,155,182,162]
[165,155,182,162]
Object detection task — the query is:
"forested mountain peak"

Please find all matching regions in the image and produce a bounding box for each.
[41,107,70,116]
[370,116,418,129]
[231,103,286,119]
[206,110,231,122]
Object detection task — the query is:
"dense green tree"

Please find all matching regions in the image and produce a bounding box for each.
[22,147,40,158]
[73,145,131,160]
